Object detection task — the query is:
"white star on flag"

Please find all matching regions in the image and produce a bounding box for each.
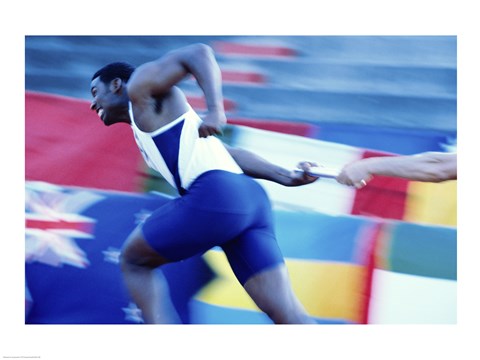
[102,247,121,264]
[134,209,153,225]
[122,302,144,323]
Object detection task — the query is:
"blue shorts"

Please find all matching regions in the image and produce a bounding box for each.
[141,170,285,284]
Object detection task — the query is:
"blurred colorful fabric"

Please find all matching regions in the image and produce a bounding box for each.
[25,92,456,324]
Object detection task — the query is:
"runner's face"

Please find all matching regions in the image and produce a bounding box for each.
[90,77,117,126]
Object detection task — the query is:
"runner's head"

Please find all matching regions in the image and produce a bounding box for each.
[90,62,135,126]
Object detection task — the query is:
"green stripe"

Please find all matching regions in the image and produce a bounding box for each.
[388,222,457,280]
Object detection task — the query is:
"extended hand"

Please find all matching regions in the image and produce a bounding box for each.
[336,162,372,188]
[287,161,319,186]
[199,111,226,137]
[296,161,317,174]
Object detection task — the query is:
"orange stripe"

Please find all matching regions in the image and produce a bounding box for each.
[373,223,394,271]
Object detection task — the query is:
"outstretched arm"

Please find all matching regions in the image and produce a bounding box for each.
[225,145,318,187]
[336,152,457,188]
[127,43,226,136]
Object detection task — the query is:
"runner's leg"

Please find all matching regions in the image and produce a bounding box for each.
[243,264,315,324]
[222,230,315,324]
[120,226,181,324]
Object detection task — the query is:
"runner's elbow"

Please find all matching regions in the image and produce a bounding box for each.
[190,43,214,58]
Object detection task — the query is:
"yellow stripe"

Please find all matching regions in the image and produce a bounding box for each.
[196,250,366,322]
[287,259,366,322]
[195,251,257,310]
[404,180,457,226]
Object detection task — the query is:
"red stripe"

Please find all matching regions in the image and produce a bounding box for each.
[214,41,297,57]
[187,70,265,84]
[186,96,235,112]
[229,117,316,137]
[26,218,93,233]
[26,91,143,192]
[359,222,384,324]
[350,150,409,220]
[221,70,266,84]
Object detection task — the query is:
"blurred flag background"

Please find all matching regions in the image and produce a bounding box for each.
[25,35,456,324]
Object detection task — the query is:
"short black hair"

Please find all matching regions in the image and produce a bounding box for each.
[92,62,136,84]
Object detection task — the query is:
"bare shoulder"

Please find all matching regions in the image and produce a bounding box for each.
[126,62,158,101]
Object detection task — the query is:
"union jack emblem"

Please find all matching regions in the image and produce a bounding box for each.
[25,181,104,268]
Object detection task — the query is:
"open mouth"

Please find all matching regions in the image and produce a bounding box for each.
[97,108,105,120]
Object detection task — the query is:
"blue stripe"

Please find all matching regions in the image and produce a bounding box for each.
[274,211,373,263]
[152,120,186,194]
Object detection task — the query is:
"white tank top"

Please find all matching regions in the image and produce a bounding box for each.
[129,103,243,194]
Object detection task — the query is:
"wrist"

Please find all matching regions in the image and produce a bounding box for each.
[207,104,225,114]
[358,158,376,176]
[274,167,294,186]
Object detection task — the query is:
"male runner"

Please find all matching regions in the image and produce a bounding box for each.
[90,43,318,324]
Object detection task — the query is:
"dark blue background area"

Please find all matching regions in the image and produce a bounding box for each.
[25,35,457,155]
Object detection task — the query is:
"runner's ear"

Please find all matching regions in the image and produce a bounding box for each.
[110,78,123,93]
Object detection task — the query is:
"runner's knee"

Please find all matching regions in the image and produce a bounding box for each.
[120,229,169,270]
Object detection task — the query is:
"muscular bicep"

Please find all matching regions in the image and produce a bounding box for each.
[127,54,189,99]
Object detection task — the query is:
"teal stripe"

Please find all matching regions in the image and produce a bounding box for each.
[389,223,457,280]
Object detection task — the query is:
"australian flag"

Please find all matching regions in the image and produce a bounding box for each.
[25,181,214,324]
